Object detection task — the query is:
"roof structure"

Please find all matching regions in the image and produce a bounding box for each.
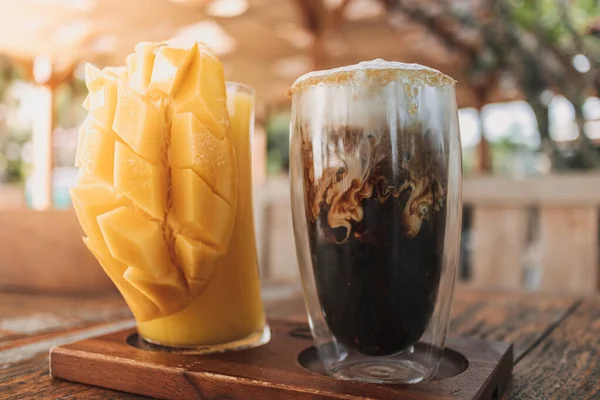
[0,0,520,109]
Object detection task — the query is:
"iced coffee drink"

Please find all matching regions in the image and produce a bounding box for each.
[289,60,462,383]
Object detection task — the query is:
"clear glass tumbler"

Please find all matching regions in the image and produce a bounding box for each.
[289,60,462,383]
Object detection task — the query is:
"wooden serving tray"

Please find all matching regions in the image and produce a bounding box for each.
[50,320,512,400]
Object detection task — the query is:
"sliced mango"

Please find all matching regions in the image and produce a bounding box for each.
[75,169,95,186]
[149,43,197,96]
[85,64,118,131]
[82,95,90,111]
[113,81,163,164]
[97,206,172,278]
[173,93,225,140]
[77,119,117,185]
[113,141,166,219]
[124,267,190,315]
[170,113,235,203]
[129,42,160,93]
[174,233,221,295]
[171,168,233,249]
[174,47,228,135]
[126,53,136,78]
[74,122,86,168]
[103,66,128,82]
[71,40,237,322]
[70,183,128,245]
[84,237,160,321]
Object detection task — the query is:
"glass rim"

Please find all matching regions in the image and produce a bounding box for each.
[226,81,255,96]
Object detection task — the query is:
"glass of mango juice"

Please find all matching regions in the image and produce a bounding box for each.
[137,82,270,351]
[70,41,270,352]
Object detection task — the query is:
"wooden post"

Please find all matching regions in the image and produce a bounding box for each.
[29,57,73,210]
[30,82,55,210]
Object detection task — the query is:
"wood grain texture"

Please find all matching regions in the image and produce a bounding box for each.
[0,351,144,399]
[463,174,600,206]
[538,207,599,293]
[0,287,591,399]
[49,321,512,400]
[0,292,129,348]
[470,207,529,289]
[448,289,578,360]
[0,209,115,294]
[512,296,600,399]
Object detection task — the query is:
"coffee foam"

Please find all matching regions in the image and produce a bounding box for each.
[289,59,455,96]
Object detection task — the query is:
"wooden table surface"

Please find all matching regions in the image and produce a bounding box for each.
[0,286,598,400]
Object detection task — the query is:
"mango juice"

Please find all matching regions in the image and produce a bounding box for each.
[137,83,268,347]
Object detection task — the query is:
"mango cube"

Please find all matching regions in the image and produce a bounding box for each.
[76,119,117,185]
[103,66,128,81]
[85,64,118,130]
[124,267,190,315]
[173,93,225,140]
[70,183,128,245]
[129,42,160,93]
[172,168,233,249]
[175,234,221,284]
[82,95,90,111]
[114,141,166,219]
[149,43,196,96]
[113,81,163,163]
[74,123,86,168]
[170,113,236,203]
[126,53,136,78]
[84,237,160,321]
[97,206,173,277]
[176,48,228,126]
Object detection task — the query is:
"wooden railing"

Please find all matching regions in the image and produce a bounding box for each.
[256,174,600,294]
[2,174,599,294]
[464,174,600,293]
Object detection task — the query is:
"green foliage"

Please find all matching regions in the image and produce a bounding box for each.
[511,0,598,43]
[265,111,291,174]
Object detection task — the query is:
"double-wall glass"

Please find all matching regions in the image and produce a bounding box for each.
[289,61,462,383]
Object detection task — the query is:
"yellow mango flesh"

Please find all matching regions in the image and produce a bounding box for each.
[85,64,118,131]
[113,141,166,220]
[112,81,163,164]
[173,48,227,139]
[70,183,129,251]
[149,44,196,96]
[71,41,237,322]
[174,234,221,282]
[170,113,236,203]
[84,237,160,320]
[129,42,160,93]
[171,168,233,248]
[97,206,173,278]
[76,118,118,185]
[123,267,190,316]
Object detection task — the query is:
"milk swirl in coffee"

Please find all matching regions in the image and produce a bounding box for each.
[291,60,451,357]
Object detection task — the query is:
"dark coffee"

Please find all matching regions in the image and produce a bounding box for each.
[302,125,447,357]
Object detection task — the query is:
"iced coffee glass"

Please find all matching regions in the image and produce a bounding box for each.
[137,82,270,352]
[289,60,462,383]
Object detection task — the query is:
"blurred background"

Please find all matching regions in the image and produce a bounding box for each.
[0,0,598,295]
